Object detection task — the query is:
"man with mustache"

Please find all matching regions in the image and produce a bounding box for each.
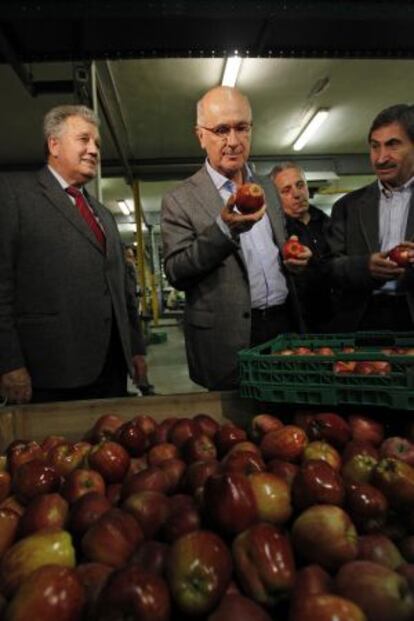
[161,86,311,390]
[327,104,414,331]
[271,162,333,332]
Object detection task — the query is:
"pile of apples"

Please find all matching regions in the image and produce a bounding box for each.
[1,410,414,620]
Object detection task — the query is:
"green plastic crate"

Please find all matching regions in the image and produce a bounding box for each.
[238,331,414,410]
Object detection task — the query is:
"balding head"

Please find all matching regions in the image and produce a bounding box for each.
[195,87,252,182]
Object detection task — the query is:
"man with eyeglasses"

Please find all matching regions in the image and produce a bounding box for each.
[161,86,311,390]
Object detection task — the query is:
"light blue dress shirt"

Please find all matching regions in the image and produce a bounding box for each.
[206,160,288,309]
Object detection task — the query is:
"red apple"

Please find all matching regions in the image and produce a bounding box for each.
[162,503,201,543]
[291,594,366,621]
[183,459,221,494]
[122,490,169,539]
[289,564,334,620]
[167,530,232,616]
[106,482,122,506]
[302,441,342,471]
[345,481,389,533]
[0,529,76,596]
[132,540,170,576]
[4,564,85,621]
[292,505,358,570]
[235,183,265,214]
[157,458,186,494]
[388,243,414,267]
[61,468,106,504]
[222,450,265,475]
[115,420,147,456]
[203,472,258,535]
[372,458,414,509]
[208,593,272,621]
[232,522,295,606]
[7,441,43,476]
[357,534,404,570]
[292,459,345,509]
[121,466,169,499]
[95,564,170,621]
[40,434,67,458]
[81,508,143,568]
[130,414,158,438]
[307,413,351,448]
[260,425,308,462]
[380,437,414,466]
[0,508,20,558]
[150,418,178,445]
[0,496,25,517]
[294,346,314,355]
[348,414,384,446]
[75,562,113,619]
[147,442,179,466]
[47,441,91,477]
[84,414,124,443]
[182,433,217,463]
[88,440,130,484]
[12,460,60,503]
[169,418,199,448]
[342,454,378,483]
[267,459,299,487]
[342,440,379,464]
[248,472,292,525]
[334,360,358,374]
[314,347,335,356]
[0,471,11,503]
[227,440,262,457]
[19,493,69,537]
[193,414,220,439]
[282,235,306,260]
[249,414,283,442]
[336,560,414,621]
[68,491,111,538]
[214,424,247,457]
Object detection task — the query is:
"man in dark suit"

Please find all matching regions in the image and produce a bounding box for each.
[327,104,414,332]
[0,105,147,404]
[161,86,311,391]
[271,162,333,332]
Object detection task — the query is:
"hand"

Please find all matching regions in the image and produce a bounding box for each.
[131,355,148,386]
[369,251,405,280]
[284,246,313,273]
[220,194,266,236]
[0,367,32,404]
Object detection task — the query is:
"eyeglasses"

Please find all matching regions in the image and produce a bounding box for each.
[198,122,253,138]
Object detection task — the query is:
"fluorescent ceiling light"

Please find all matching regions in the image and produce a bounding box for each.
[117,200,131,216]
[293,108,330,152]
[221,55,242,87]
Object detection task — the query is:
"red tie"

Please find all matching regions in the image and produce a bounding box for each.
[66,186,106,252]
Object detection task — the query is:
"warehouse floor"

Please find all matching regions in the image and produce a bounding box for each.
[128,316,206,397]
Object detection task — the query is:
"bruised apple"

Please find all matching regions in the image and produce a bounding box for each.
[235,183,265,214]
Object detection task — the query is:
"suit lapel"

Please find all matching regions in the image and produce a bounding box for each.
[253,173,287,247]
[359,182,380,252]
[405,188,414,240]
[190,167,227,221]
[38,168,104,254]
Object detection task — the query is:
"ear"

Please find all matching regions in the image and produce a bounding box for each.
[195,126,206,150]
[48,135,60,157]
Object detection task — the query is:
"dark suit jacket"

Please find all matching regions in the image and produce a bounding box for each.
[161,166,303,390]
[0,167,145,389]
[326,181,414,331]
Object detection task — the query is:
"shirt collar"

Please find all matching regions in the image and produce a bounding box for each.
[48,165,85,193]
[378,174,414,197]
[205,158,253,192]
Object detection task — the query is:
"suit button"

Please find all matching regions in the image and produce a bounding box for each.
[243,312,250,319]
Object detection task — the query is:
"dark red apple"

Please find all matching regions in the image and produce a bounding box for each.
[292,459,345,509]
[121,466,169,500]
[169,418,199,448]
[150,418,178,445]
[81,508,143,568]
[4,565,85,621]
[75,562,113,619]
[266,458,299,487]
[0,508,20,557]
[68,491,111,538]
[147,442,179,466]
[130,414,158,438]
[162,504,201,543]
[19,493,69,537]
[336,560,414,621]
[342,440,379,464]
[302,440,342,471]
[61,468,106,504]
[207,593,272,621]
[222,450,265,475]
[122,490,169,539]
[203,472,258,535]
[334,360,358,374]
[372,458,414,509]
[291,594,366,621]
[88,440,130,484]
[7,441,43,477]
[193,414,220,439]
[95,564,170,621]
[183,459,221,494]
[47,441,91,477]
[348,414,384,446]
[345,480,389,533]
[214,424,247,457]
[167,530,232,616]
[12,460,60,503]
[115,420,147,456]
[282,235,306,260]
[342,454,378,483]
[131,540,170,576]
[380,437,414,466]
[0,471,11,503]
[388,243,414,267]
[235,183,265,214]
[357,533,404,570]
[84,414,124,443]
[182,433,217,463]
[307,413,351,448]
[292,504,358,570]
[232,522,295,607]
[248,414,283,442]
[260,425,308,462]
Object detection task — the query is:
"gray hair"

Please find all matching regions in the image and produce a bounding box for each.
[43,105,99,153]
[270,161,306,181]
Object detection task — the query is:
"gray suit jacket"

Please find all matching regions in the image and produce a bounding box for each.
[0,167,144,389]
[161,166,302,390]
[327,181,414,330]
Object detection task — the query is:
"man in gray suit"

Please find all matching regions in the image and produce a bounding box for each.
[327,104,414,332]
[0,105,147,404]
[161,86,311,390]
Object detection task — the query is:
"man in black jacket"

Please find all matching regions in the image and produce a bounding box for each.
[271,162,333,332]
